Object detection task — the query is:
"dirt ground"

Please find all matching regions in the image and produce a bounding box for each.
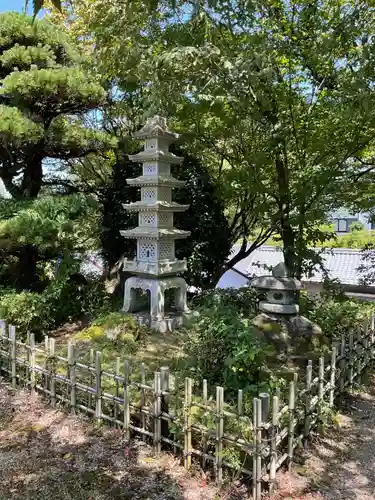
[1,379,375,500]
[0,381,248,500]
[273,379,375,499]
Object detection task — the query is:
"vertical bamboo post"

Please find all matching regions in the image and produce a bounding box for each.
[269,394,279,496]
[160,366,169,442]
[238,389,243,417]
[95,351,102,425]
[184,377,192,470]
[49,337,56,407]
[9,325,16,389]
[6,324,11,376]
[202,379,208,468]
[215,386,224,485]
[356,325,362,385]
[287,380,296,471]
[339,335,346,396]
[114,356,120,424]
[173,372,180,456]
[259,392,270,422]
[363,321,369,371]
[252,397,258,500]
[140,362,146,441]
[30,333,36,396]
[318,356,325,430]
[25,331,30,389]
[154,372,161,455]
[329,346,337,407]
[259,392,270,492]
[348,332,354,390]
[123,360,130,440]
[304,360,312,447]
[256,397,262,499]
[44,334,50,393]
[68,343,76,414]
[0,320,5,378]
[88,348,94,410]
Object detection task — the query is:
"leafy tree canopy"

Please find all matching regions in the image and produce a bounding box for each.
[47,0,375,279]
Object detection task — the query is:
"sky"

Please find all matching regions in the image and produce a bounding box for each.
[0,0,33,14]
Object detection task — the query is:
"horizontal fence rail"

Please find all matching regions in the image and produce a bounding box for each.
[0,314,374,499]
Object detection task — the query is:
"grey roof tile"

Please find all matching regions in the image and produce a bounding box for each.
[231,245,364,286]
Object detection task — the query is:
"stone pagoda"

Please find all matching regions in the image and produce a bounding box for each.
[121,115,190,332]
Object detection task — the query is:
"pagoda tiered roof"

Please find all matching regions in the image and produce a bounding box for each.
[122,201,189,212]
[126,175,185,188]
[133,115,180,141]
[128,151,184,164]
[120,228,191,239]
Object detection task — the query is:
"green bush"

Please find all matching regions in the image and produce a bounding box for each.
[299,290,375,340]
[193,286,262,314]
[349,221,365,232]
[0,277,111,338]
[183,288,275,396]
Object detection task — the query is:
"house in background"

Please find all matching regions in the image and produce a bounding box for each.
[217,245,375,301]
[330,209,374,233]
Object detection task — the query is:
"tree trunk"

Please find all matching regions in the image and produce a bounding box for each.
[16,244,40,291]
[275,151,297,276]
[21,157,43,198]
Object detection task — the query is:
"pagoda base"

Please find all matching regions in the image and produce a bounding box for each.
[122,275,190,331]
[132,311,188,333]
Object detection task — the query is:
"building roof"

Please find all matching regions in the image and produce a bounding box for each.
[231,245,365,286]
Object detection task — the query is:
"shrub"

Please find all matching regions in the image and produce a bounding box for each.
[193,286,262,314]
[183,288,275,396]
[299,290,375,340]
[350,221,365,232]
[0,277,112,338]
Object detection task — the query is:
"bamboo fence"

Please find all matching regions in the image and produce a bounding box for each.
[0,315,374,499]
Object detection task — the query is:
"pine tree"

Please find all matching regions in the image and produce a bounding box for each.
[0,12,110,199]
[0,12,112,290]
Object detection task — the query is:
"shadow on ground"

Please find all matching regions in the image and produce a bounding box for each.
[274,370,375,499]
[0,381,242,500]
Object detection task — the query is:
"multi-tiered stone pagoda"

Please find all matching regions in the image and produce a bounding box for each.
[121,115,191,331]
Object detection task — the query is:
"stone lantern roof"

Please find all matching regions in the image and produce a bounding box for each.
[251,262,302,291]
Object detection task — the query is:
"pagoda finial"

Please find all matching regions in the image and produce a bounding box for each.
[133,115,179,141]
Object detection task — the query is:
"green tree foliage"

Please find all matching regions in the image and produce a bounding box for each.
[0,12,114,292]
[0,12,111,199]
[100,146,232,289]
[58,0,375,278]
[0,193,98,290]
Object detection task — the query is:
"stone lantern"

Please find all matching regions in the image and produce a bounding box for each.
[251,262,301,316]
[120,115,191,332]
[251,262,322,354]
